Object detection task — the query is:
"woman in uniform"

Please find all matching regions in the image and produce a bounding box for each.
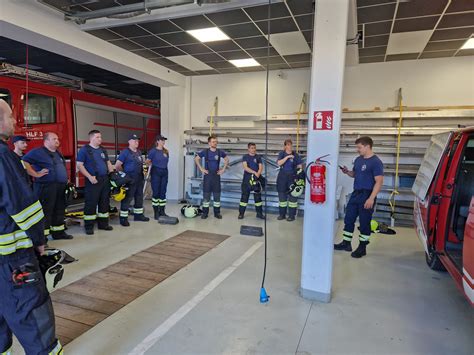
[146,135,170,219]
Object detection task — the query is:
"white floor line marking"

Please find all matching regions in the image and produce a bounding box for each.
[129,241,264,355]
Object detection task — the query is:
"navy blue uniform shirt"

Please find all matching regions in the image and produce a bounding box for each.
[118,148,144,176]
[353,155,384,191]
[197,149,227,172]
[77,145,109,177]
[148,148,169,169]
[277,151,302,172]
[23,147,68,183]
[242,154,262,177]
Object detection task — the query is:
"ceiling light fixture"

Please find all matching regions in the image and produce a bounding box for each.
[187,27,230,43]
[229,58,260,67]
[461,38,474,50]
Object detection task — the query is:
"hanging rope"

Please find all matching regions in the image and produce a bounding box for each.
[259,0,271,304]
[208,96,218,137]
[389,88,403,225]
[25,45,29,128]
[296,93,307,154]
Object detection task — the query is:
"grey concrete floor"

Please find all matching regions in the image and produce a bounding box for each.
[12,202,474,355]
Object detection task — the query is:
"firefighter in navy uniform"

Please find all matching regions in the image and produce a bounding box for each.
[23,132,73,240]
[146,135,170,220]
[12,135,49,181]
[238,143,265,220]
[115,134,150,226]
[194,135,229,219]
[334,136,384,258]
[276,139,303,222]
[77,129,115,235]
[0,99,62,355]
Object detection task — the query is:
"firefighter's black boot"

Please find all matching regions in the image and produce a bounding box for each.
[84,221,94,235]
[120,217,130,227]
[160,206,169,217]
[278,204,286,220]
[238,205,246,219]
[256,205,264,220]
[134,214,150,222]
[98,219,113,231]
[214,207,222,219]
[153,206,160,220]
[351,241,369,258]
[334,240,352,252]
[52,232,74,240]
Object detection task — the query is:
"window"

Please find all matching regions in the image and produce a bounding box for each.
[23,93,57,125]
[0,89,11,106]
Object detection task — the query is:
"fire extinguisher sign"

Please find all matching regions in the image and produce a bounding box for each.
[313,111,334,131]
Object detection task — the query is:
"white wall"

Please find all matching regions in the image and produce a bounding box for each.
[188,56,474,126]
[189,69,311,127]
[343,56,474,109]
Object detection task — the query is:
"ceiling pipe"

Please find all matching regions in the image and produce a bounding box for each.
[50,0,231,24]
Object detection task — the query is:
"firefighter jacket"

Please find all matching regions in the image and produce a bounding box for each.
[0,140,46,257]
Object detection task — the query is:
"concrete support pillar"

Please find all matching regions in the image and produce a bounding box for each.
[160,81,190,201]
[300,0,349,303]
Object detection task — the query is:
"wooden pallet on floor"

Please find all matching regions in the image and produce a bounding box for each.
[51,230,230,345]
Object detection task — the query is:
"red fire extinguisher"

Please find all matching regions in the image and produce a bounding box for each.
[306,154,330,204]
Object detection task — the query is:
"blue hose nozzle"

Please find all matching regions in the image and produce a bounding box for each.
[260,287,270,303]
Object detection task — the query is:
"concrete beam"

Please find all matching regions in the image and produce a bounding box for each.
[0,0,185,88]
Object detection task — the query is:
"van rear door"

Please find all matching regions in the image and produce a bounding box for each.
[412,132,453,252]
[463,197,474,305]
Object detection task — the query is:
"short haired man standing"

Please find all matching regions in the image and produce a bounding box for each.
[11,135,48,180]
[238,142,265,220]
[77,130,115,235]
[194,135,229,219]
[23,132,73,240]
[335,136,384,258]
[115,134,150,226]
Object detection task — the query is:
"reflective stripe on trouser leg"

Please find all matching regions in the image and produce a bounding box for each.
[50,225,65,232]
[343,231,353,241]
[158,199,167,207]
[239,189,250,214]
[152,198,160,207]
[239,201,248,214]
[48,341,63,355]
[133,208,144,215]
[288,197,298,218]
[97,212,109,218]
[44,229,50,236]
[359,234,370,242]
[120,210,129,218]
[213,192,221,214]
[202,192,211,215]
[278,191,288,217]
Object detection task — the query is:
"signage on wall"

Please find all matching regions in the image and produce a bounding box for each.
[313,111,334,131]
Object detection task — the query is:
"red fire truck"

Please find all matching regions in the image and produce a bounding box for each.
[0,64,160,187]
[412,127,474,305]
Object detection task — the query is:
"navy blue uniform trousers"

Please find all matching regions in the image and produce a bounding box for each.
[0,249,60,355]
[343,189,375,242]
[151,167,168,208]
